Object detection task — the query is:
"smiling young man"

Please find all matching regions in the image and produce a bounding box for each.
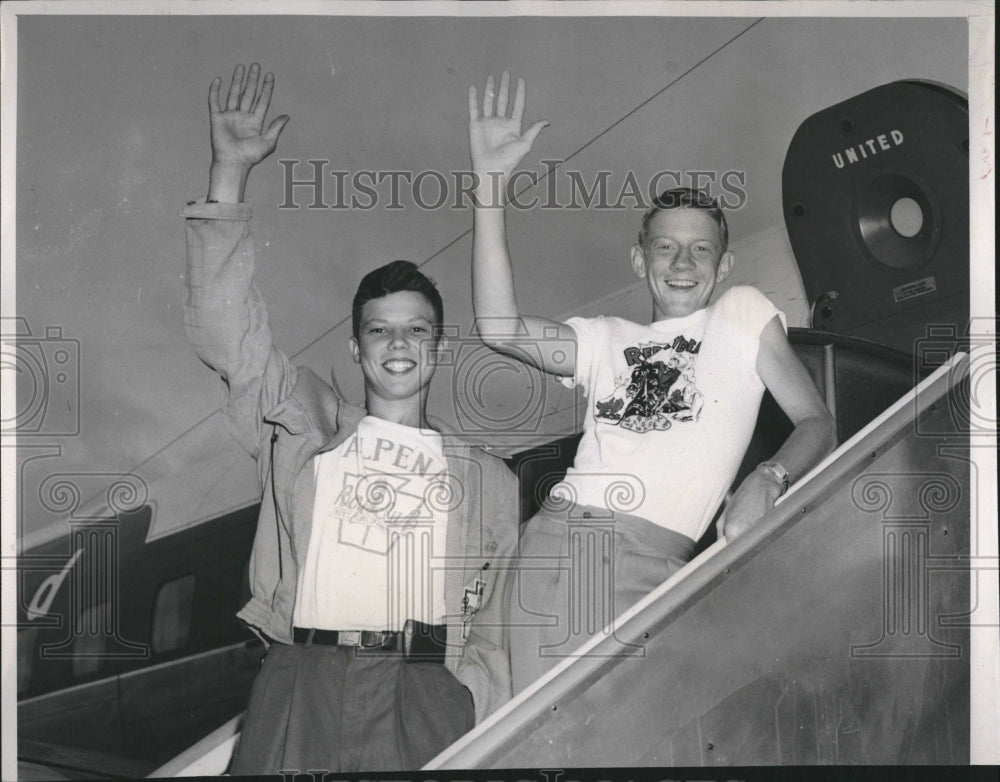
[467,72,836,692]
[183,64,518,774]
[350,279,443,423]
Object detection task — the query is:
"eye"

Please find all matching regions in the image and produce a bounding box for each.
[409,325,429,335]
[652,239,675,252]
[367,326,386,335]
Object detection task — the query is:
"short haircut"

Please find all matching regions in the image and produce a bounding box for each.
[638,187,729,252]
[352,260,444,340]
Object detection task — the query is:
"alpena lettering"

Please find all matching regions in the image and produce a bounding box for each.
[344,434,445,480]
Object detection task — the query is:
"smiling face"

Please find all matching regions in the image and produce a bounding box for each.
[631,208,734,321]
[350,290,441,421]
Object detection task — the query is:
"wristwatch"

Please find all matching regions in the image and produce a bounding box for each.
[757,461,790,497]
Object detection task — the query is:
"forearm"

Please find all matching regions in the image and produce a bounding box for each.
[768,411,837,488]
[755,316,838,489]
[722,411,836,539]
[467,71,567,373]
[472,185,521,338]
[208,161,253,204]
[183,205,295,454]
[470,179,578,376]
[183,205,259,371]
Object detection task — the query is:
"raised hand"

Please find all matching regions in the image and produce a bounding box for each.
[469,71,548,180]
[205,63,289,202]
[209,63,289,168]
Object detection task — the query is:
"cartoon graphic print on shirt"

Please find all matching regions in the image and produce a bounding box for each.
[594,334,703,433]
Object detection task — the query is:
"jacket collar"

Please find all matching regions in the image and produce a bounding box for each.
[264,367,365,449]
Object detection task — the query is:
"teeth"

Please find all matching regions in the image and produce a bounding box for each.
[383,360,415,373]
[667,280,697,288]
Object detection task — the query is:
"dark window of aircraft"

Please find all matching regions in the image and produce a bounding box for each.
[72,603,107,677]
[152,574,196,653]
[18,627,38,695]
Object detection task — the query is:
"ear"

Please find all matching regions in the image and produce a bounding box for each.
[433,334,448,362]
[630,244,647,279]
[349,336,360,364]
[716,251,734,284]
[424,333,447,366]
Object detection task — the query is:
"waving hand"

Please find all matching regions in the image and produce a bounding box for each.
[469,71,548,179]
[209,63,289,167]
[206,63,289,202]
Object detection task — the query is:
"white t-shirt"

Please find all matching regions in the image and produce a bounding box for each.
[556,286,784,542]
[293,416,451,631]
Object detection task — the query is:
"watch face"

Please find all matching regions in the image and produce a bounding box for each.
[759,462,789,494]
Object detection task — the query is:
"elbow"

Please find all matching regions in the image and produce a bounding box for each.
[814,409,838,455]
[480,335,520,360]
[793,409,837,458]
[473,329,506,353]
[472,313,521,352]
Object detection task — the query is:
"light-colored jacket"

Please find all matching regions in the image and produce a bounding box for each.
[182,201,517,720]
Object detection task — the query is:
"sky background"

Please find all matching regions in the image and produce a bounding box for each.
[3,6,980,547]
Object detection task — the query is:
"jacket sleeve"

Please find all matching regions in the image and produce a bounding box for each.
[182,201,297,459]
[456,458,520,722]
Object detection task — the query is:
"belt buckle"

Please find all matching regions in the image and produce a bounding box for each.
[360,631,389,649]
[339,630,362,647]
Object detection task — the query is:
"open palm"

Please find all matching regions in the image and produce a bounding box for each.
[209,63,289,168]
[469,72,548,177]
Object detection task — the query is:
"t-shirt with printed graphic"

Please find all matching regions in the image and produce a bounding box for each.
[293,416,452,631]
[556,286,785,543]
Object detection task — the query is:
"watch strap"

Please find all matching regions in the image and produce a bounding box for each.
[757,461,790,497]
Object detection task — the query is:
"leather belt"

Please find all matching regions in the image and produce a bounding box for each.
[292,627,398,649]
[290,621,448,664]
